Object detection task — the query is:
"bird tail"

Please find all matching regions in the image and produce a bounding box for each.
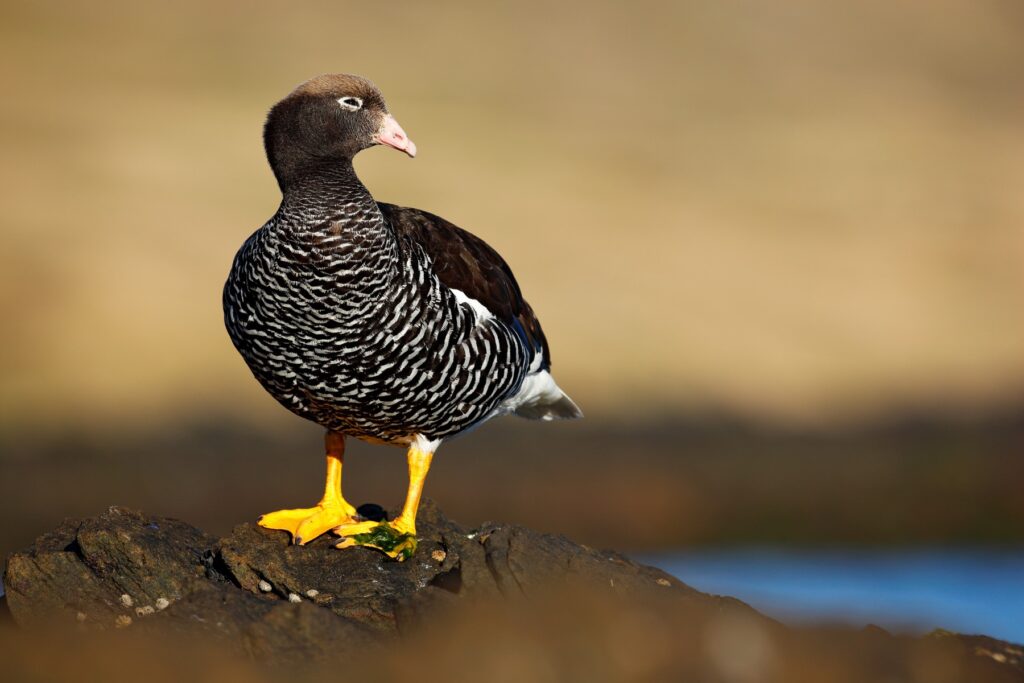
[514,389,584,421]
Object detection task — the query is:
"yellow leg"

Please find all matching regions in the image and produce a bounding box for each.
[333,441,435,560]
[258,431,358,545]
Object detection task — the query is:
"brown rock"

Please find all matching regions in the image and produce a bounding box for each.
[3,500,1022,682]
[4,506,212,628]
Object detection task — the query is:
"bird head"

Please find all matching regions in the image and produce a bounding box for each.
[263,73,415,189]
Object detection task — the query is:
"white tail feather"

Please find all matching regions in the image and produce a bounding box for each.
[514,391,583,420]
[501,370,583,421]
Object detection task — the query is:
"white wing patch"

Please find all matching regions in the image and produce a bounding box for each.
[450,288,494,323]
[527,346,545,373]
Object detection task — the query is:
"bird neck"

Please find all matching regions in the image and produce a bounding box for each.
[279,159,374,212]
[273,160,400,292]
[276,159,392,239]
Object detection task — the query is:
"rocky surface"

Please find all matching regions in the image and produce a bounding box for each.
[3,503,1023,682]
[3,503,726,649]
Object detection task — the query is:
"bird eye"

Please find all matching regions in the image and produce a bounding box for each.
[337,96,363,111]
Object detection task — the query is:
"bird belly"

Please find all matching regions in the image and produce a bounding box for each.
[230,297,525,443]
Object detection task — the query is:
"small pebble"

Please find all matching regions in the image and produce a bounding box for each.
[288,593,302,603]
[119,593,133,608]
[656,578,671,587]
[258,580,272,593]
[431,549,447,563]
[155,597,170,611]
[114,615,133,628]
[76,611,87,622]
[135,605,155,617]
[305,589,319,598]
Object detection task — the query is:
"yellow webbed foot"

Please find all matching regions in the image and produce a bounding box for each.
[258,501,357,546]
[333,518,418,561]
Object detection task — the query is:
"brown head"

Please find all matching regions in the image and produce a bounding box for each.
[263,74,416,190]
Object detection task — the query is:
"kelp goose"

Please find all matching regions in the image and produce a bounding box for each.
[223,74,581,559]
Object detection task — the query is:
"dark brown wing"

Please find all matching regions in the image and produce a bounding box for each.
[378,202,551,370]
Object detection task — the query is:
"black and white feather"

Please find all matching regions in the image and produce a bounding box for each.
[224,74,581,447]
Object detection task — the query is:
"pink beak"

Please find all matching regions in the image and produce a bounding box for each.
[374,114,417,158]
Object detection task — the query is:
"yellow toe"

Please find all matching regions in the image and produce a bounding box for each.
[258,502,357,545]
[332,519,381,537]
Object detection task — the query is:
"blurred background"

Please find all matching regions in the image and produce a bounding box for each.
[1,0,1022,640]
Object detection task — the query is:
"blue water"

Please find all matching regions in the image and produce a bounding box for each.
[647,549,1024,644]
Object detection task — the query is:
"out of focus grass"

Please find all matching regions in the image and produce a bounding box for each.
[1,0,1022,430]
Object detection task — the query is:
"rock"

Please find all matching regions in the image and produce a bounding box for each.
[3,502,1022,681]
[3,502,722,654]
[4,506,212,629]
[932,631,1024,674]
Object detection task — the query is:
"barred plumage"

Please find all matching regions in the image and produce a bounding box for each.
[223,74,579,557]
[224,165,551,442]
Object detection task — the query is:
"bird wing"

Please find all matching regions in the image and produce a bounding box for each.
[378,202,551,371]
